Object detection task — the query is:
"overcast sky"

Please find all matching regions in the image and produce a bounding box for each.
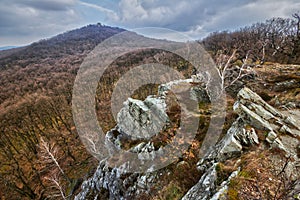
[0,0,299,46]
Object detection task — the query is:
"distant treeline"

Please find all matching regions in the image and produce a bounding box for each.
[201,13,300,64]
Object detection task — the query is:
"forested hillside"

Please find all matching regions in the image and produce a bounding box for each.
[0,13,299,200]
[0,24,125,199]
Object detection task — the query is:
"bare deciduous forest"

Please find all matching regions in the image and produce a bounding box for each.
[0,14,299,199]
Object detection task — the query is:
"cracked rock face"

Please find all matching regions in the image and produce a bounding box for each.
[182,164,218,200]
[185,87,300,200]
[74,160,159,200]
[234,87,300,156]
[197,117,260,173]
[117,96,169,140]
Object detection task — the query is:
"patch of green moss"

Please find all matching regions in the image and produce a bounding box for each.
[165,185,182,200]
[215,163,234,186]
[227,188,239,200]
[238,170,253,179]
[227,179,240,200]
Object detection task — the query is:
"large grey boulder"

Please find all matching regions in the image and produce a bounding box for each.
[117,96,169,140]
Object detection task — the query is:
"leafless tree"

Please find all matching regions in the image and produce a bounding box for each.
[39,137,71,200]
[215,50,252,92]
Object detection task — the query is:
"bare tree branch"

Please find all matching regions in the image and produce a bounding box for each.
[40,137,65,177]
[44,175,67,200]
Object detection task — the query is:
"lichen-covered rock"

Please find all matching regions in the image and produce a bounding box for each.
[75,160,160,200]
[182,164,218,200]
[190,87,300,200]
[117,96,169,139]
[197,118,259,172]
[210,169,240,200]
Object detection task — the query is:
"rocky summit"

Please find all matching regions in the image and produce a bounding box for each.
[76,74,300,200]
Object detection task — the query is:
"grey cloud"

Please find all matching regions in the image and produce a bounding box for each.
[113,0,255,29]
[202,0,300,32]
[1,0,299,46]
[0,0,80,45]
[16,0,76,11]
[105,0,298,39]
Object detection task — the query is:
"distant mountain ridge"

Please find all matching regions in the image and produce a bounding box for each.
[0,46,19,51]
[0,24,125,67]
[0,23,126,106]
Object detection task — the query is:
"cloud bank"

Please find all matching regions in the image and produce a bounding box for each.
[0,0,299,46]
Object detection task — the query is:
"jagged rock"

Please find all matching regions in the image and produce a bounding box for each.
[182,164,240,200]
[233,102,274,131]
[219,131,242,159]
[117,96,169,140]
[131,142,155,153]
[131,142,160,162]
[190,85,210,102]
[236,87,282,118]
[193,87,299,200]
[235,87,300,156]
[182,164,218,200]
[76,78,201,199]
[197,118,259,172]
[235,87,300,135]
[76,83,300,200]
[76,96,168,199]
[235,128,259,146]
[210,168,240,200]
[75,161,159,200]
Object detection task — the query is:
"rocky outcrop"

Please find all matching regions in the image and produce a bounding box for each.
[75,78,210,200]
[75,94,170,199]
[76,82,299,200]
[75,160,160,200]
[234,87,300,156]
[197,117,259,173]
[117,96,169,140]
[183,87,300,200]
